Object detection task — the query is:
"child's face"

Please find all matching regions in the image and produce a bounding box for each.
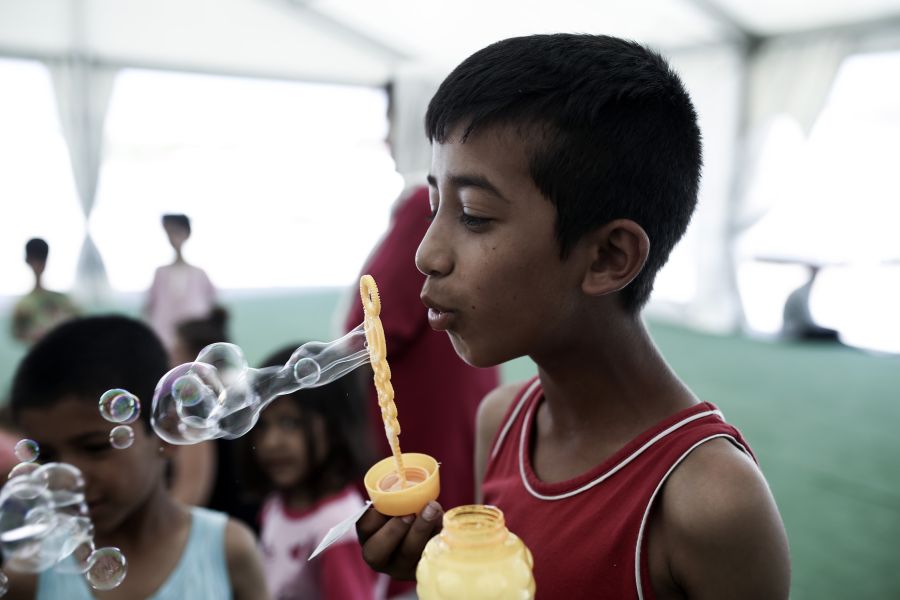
[253,399,324,491]
[18,397,166,535]
[417,125,589,367]
[163,223,190,251]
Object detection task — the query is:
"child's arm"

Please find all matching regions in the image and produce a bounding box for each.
[356,500,443,580]
[1,571,36,599]
[224,518,270,600]
[474,383,521,503]
[655,438,791,599]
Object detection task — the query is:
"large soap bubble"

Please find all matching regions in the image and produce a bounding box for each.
[151,324,369,444]
[0,464,97,575]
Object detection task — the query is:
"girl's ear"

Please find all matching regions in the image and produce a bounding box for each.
[580,219,650,296]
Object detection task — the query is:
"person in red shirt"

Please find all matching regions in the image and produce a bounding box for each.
[357,34,790,599]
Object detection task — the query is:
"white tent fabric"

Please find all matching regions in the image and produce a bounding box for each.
[50,57,117,304]
[2,0,900,332]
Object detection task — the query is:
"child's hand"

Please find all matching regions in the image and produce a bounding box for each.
[356,501,443,580]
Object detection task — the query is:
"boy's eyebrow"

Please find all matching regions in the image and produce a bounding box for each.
[427,173,509,202]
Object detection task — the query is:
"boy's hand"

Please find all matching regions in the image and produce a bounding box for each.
[357,501,443,580]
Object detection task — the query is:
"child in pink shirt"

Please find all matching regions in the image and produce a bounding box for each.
[248,344,385,600]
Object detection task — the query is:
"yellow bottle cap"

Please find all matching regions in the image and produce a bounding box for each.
[364,452,440,517]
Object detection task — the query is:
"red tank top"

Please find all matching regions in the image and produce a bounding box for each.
[482,378,755,600]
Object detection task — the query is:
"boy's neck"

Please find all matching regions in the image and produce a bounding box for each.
[533,315,697,443]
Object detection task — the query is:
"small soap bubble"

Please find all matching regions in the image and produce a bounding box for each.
[0,570,8,596]
[172,374,204,407]
[85,547,127,590]
[8,462,39,480]
[98,390,140,424]
[14,439,39,463]
[109,426,134,450]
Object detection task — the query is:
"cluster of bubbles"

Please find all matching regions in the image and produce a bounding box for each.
[98,389,140,449]
[151,324,370,444]
[0,460,126,593]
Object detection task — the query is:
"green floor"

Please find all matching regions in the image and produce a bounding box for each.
[1,289,898,598]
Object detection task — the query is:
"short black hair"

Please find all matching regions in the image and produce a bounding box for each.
[162,214,191,234]
[25,238,49,262]
[425,34,702,312]
[240,344,373,501]
[175,307,229,358]
[9,315,169,429]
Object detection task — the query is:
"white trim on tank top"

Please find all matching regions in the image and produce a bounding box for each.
[633,433,752,600]
[490,378,542,461]
[517,399,725,502]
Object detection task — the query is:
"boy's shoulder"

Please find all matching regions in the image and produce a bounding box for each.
[476,381,527,446]
[651,437,791,598]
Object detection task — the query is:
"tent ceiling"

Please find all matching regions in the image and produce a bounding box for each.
[1,0,899,83]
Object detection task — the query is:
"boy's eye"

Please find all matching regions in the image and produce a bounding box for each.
[460,213,492,230]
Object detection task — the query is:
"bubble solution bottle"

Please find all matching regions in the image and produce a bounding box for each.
[416,504,535,600]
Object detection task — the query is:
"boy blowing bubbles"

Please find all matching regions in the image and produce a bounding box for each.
[358,34,791,599]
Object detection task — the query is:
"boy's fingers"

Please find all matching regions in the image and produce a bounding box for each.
[359,515,413,571]
[356,506,390,545]
[396,502,444,569]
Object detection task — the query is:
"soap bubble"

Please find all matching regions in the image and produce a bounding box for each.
[33,463,85,509]
[109,426,134,450]
[0,570,8,595]
[172,374,204,407]
[85,547,127,590]
[14,440,39,463]
[0,462,126,590]
[8,462,40,481]
[98,389,140,425]
[151,325,370,445]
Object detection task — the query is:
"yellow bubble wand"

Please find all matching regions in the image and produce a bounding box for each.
[359,274,406,488]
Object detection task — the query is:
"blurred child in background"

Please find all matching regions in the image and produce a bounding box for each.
[6,315,267,599]
[11,238,78,345]
[145,214,217,354]
[247,344,383,599]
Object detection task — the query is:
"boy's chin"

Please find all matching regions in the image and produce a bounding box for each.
[449,335,508,369]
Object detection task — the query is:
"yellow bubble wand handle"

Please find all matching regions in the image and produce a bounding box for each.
[360,275,406,487]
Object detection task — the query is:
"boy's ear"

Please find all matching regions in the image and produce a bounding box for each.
[581,219,650,296]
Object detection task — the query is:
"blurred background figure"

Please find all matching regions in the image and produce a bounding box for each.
[781,263,840,342]
[10,238,78,345]
[145,214,217,354]
[245,344,382,599]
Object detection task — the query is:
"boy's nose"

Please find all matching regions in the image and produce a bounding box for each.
[415,225,453,277]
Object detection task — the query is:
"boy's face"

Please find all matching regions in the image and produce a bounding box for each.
[417,125,588,367]
[18,397,166,536]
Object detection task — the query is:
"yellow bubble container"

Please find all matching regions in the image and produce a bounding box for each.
[364,452,440,517]
[416,504,535,599]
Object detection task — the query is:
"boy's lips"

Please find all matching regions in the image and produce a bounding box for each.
[421,294,456,331]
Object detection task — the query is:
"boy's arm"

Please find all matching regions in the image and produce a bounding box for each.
[659,438,791,599]
[224,518,270,600]
[474,383,521,503]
